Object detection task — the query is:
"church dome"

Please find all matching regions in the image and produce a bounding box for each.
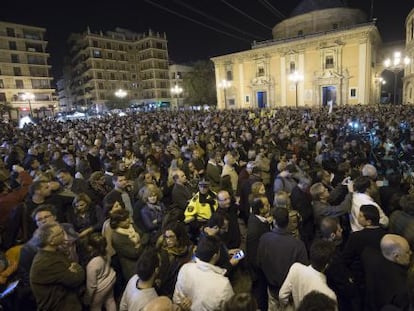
[290,0,346,17]
[272,2,367,40]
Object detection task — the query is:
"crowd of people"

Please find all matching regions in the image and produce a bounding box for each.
[1,104,414,310]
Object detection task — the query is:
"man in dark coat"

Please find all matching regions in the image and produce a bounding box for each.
[343,204,387,287]
[171,170,193,213]
[257,207,308,310]
[246,195,272,311]
[362,234,411,311]
[290,177,314,250]
[103,171,134,217]
[216,190,241,249]
[238,165,262,224]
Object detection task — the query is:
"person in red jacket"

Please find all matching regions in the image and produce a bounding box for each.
[0,164,32,225]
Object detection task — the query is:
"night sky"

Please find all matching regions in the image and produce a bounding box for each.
[1,0,412,82]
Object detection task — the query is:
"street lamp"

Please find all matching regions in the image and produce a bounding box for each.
[218,79,231,108]
[170,84,183,108]
[115,88,127,99]
[22,92,35,118]
[114,88,127,111]
[374,76,386,105]
[288,71,303,108]
[383,52,410,104]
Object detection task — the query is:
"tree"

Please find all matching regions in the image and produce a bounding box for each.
[183,60,217,107]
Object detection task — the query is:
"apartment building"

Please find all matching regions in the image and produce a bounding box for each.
[67,27,169,111]
[0,21,57,117]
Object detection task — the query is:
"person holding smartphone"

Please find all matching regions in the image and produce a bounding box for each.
[173,235,234,310]
[201,213,244,278]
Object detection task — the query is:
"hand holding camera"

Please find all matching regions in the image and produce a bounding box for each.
[342,177,354,193]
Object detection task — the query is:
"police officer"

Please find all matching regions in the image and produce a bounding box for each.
[184,178,218,242]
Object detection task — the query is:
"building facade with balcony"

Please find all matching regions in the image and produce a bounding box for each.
[67,27,169,111]
[211,0,384,109]
[0,21,57,117]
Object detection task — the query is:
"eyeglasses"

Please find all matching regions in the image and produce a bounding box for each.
[35,214,53,223]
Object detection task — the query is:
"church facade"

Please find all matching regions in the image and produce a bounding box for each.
[405,8,414,105]
[211,1,388,109]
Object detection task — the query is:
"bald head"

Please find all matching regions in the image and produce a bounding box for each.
[217,190,231,209]
[143,296,174,311]
[381,234,412,266]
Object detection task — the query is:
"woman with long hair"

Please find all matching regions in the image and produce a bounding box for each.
[156,221,193,297]
[83,233,116,311]
[101,200,123,258]
[110,209,143,281]
[68,193,103,239]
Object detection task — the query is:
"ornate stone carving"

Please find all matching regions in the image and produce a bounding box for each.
[251,76,273,86]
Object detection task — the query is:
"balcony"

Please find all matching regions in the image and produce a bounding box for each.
[0,32,23,38]
[29,71,49,77]
[32,85,52,89]
[23,33,43,41]
[27,59,47,66]
[26,46,44,53]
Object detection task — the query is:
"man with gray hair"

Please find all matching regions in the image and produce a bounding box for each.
[362,234,411,310]
[361,163,381,204]
[30,223,85,311]
[309,182,352,233]
[361,164,378,180]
